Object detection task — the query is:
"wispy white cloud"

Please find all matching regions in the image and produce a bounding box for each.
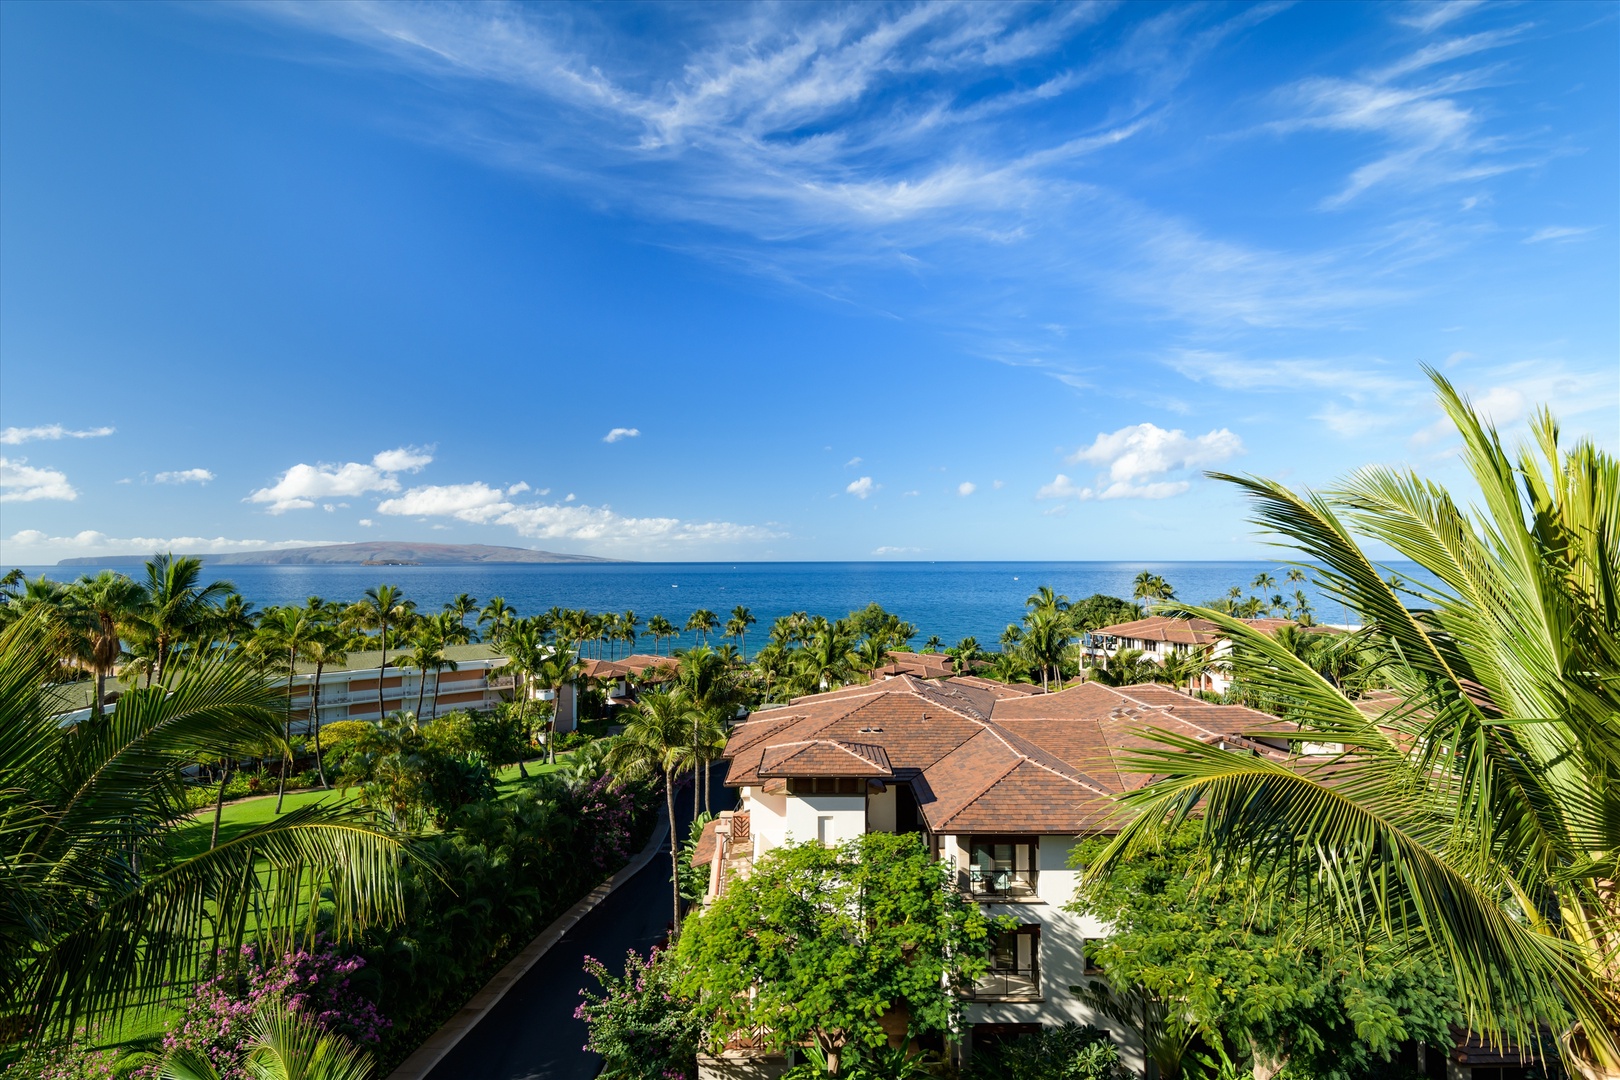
[1,530,316,559]
[248,447,434,513]
[603,427,640,443]
[154,468,215,485]
[0,424,115,446]
[1394,1,1486,35]
[1524,226,1596,244]
[0,458,76,502]
[873,545,922,555]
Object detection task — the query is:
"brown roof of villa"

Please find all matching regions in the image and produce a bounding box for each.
[723,675,1286,834]
[579,654,679,681]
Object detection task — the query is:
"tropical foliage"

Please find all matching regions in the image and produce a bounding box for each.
[575,947,702,1080]
[1087,371,1620,1077]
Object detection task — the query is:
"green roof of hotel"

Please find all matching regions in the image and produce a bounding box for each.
[292,643,506,675]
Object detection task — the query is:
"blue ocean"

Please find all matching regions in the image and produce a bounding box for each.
[12,561,1386,651]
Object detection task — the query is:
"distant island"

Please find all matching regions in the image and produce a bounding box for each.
[56,542,622,567]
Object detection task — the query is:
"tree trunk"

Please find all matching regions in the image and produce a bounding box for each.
[94,667,106,718]
[666,768,681,941]
[312,660,329,789]
[517,674,529,779]
[210,759,233,849]
[377,622,389,720]
[415,663,428,718]
[275,652,294,814]
[430,667,442,720]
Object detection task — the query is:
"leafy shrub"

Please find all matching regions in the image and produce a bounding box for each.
[133,942,388,1080]
[575,947,701,1080]
[1,1037,124,1080]
[962,1023,1125,1080]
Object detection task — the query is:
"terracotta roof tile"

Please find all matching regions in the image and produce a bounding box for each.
[758,739,893,777]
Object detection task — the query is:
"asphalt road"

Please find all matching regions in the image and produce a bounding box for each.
[424,772,734,1080]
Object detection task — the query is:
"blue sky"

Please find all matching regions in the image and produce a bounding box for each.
[2,1,1615,563]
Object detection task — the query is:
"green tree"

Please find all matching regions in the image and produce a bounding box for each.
[606,690,697,933]
[795,622,857,694]
[645,614,677,655]
[303,623,347,790]
[1021,607,1072,692]
[1132,573,1174,602]
[139,553,235,683]
[1070,825,1459,1079]
[1069,593,1144,633]
[852,634,891,676]
[684,608,719,647]
[725,605,756,658]
[445,593,478,639]
[155,1004,374,1080]
[255,606,318,814]
[676,832,1005,1073]
[402,619,457,720]
[348,585,415,720]
[477,596,515,645]
[1090,371,1620,1075]
[0,614,408,1035]
[71,570,143,717]
[533,649,584,764]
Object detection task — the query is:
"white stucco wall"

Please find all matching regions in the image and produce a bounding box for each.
[866,784,896,833]
[784,794,865,847]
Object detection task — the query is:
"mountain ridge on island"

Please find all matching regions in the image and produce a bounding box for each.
[56,542,623,568]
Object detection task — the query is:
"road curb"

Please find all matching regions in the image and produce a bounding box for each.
[384,808,673,1080]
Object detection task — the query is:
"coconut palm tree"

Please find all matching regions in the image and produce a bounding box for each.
[645,614,677,655]
[796,623,857,693]
[1092,373,1620,1078]
[348,585,414,720]
[725,605,756,658]
[1251,571,1277,593]
[255,607,318,814]
[71,571,143,717]
[0,614,408,1035]
[987,649,1033,685]
[852,635,891,676]
[139,554,235,683]
[1021,608,1072,691]
[402,620,453,720]
[156,1002,373,1080]
[534,650,585,764]
[1026,585,1070,614]
[302,624,346,790]
[215,592,258,648]
[477,596,515,645]
[606,690,697,936]
[445,593,478,639]
[497,622,545,777]
[619,610,641,658]
[685,609,719,648]
[922,635,943,653]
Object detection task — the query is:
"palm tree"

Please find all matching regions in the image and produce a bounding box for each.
[1285,567,1307,585]
[725,605,756,658]
[0,614,408,1035]
[853,635,891,676]
[1091,372,1620,1077]
[139,553,235,683]
[71,571,143,717]
[685,609,719,648]
[796,623,857,692]
[1021,608,1072,692]
[947,636,983,673]
[477,596,515,645]
[620,610,642,658]
[302,625,346,790]
[1132,572,1175,602]
[922,634,943,653]
[1026,585,1071,614]
[156,1002,373,1080]
[497,622,545,777]
[445,593,478,638]
[534,650,585,764]
[1251,571,1277,593]
[255,606,318,813]
[348,585,415,720]
[987,649,1032,685]
[645,614,677,655]
[606,690,696,936]
[215,592,258,647]
[403,621,453,720]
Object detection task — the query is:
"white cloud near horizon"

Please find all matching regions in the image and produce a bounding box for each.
[603,427,640,443]
[155,468,215,485]
[2,530,317,561]
[248,446,434,513]
[375,481,778,545]
[1039,422,1244,501]
[0,458,77,502]
[0,424,115,446]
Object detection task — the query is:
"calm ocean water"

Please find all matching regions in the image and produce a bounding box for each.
[12,561,1389,651]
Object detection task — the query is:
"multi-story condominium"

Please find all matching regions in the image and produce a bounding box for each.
[279,643,515,725]
[694,673,1288,1075]
[1081,616,1310,694]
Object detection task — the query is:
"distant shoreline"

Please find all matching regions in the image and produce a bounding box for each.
[51,541,623,568]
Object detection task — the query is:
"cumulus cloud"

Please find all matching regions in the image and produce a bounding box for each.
[1037,422,1243,501]
[0,458,77,502]
[603,427,641,443]
[957,481,977,496]
[248,447,434,513]
[374,482,778,545]
[507,482,531,494]
[1,530,314,560]
[846,476,876,499]
[154,468,215,485]
[0,424,115,446]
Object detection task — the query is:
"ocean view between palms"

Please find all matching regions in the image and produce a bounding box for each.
[2,2,1615,1079]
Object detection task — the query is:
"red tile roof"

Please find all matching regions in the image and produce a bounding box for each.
[723,676,1285,834]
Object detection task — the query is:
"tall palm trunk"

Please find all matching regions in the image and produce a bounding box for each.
[275,648,295,814]
[415,663,428,719]
[376,621,390,719]
[311,659,329,789]
[210,758,233,849]
[665,766,681,941]
[517,672,529,779]
[429,665,442,720]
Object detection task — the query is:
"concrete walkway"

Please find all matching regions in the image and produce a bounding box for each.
[418,773,734,1080]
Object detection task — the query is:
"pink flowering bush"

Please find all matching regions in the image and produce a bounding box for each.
[0,1035,122,1080]
[134,942,388,1080]
[576,947,700,1080]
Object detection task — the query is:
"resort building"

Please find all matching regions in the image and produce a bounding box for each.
[281,643,514,725]
[1081,616,1311,694]
[695,674,1289,1073]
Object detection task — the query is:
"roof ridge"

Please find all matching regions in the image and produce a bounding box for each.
[977,720,1116,798]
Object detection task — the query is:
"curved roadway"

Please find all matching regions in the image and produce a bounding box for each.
[425,773,735,1080]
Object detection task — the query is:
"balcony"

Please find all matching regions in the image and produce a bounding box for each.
[967,866,1039,900]
[967,960,1040,1002]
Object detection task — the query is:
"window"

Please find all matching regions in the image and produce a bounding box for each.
[787,777,864,795]
[1082,938,1105,976]
[968,925,1040,1000]
[967,837,1038,898]
[817,816,834,846]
